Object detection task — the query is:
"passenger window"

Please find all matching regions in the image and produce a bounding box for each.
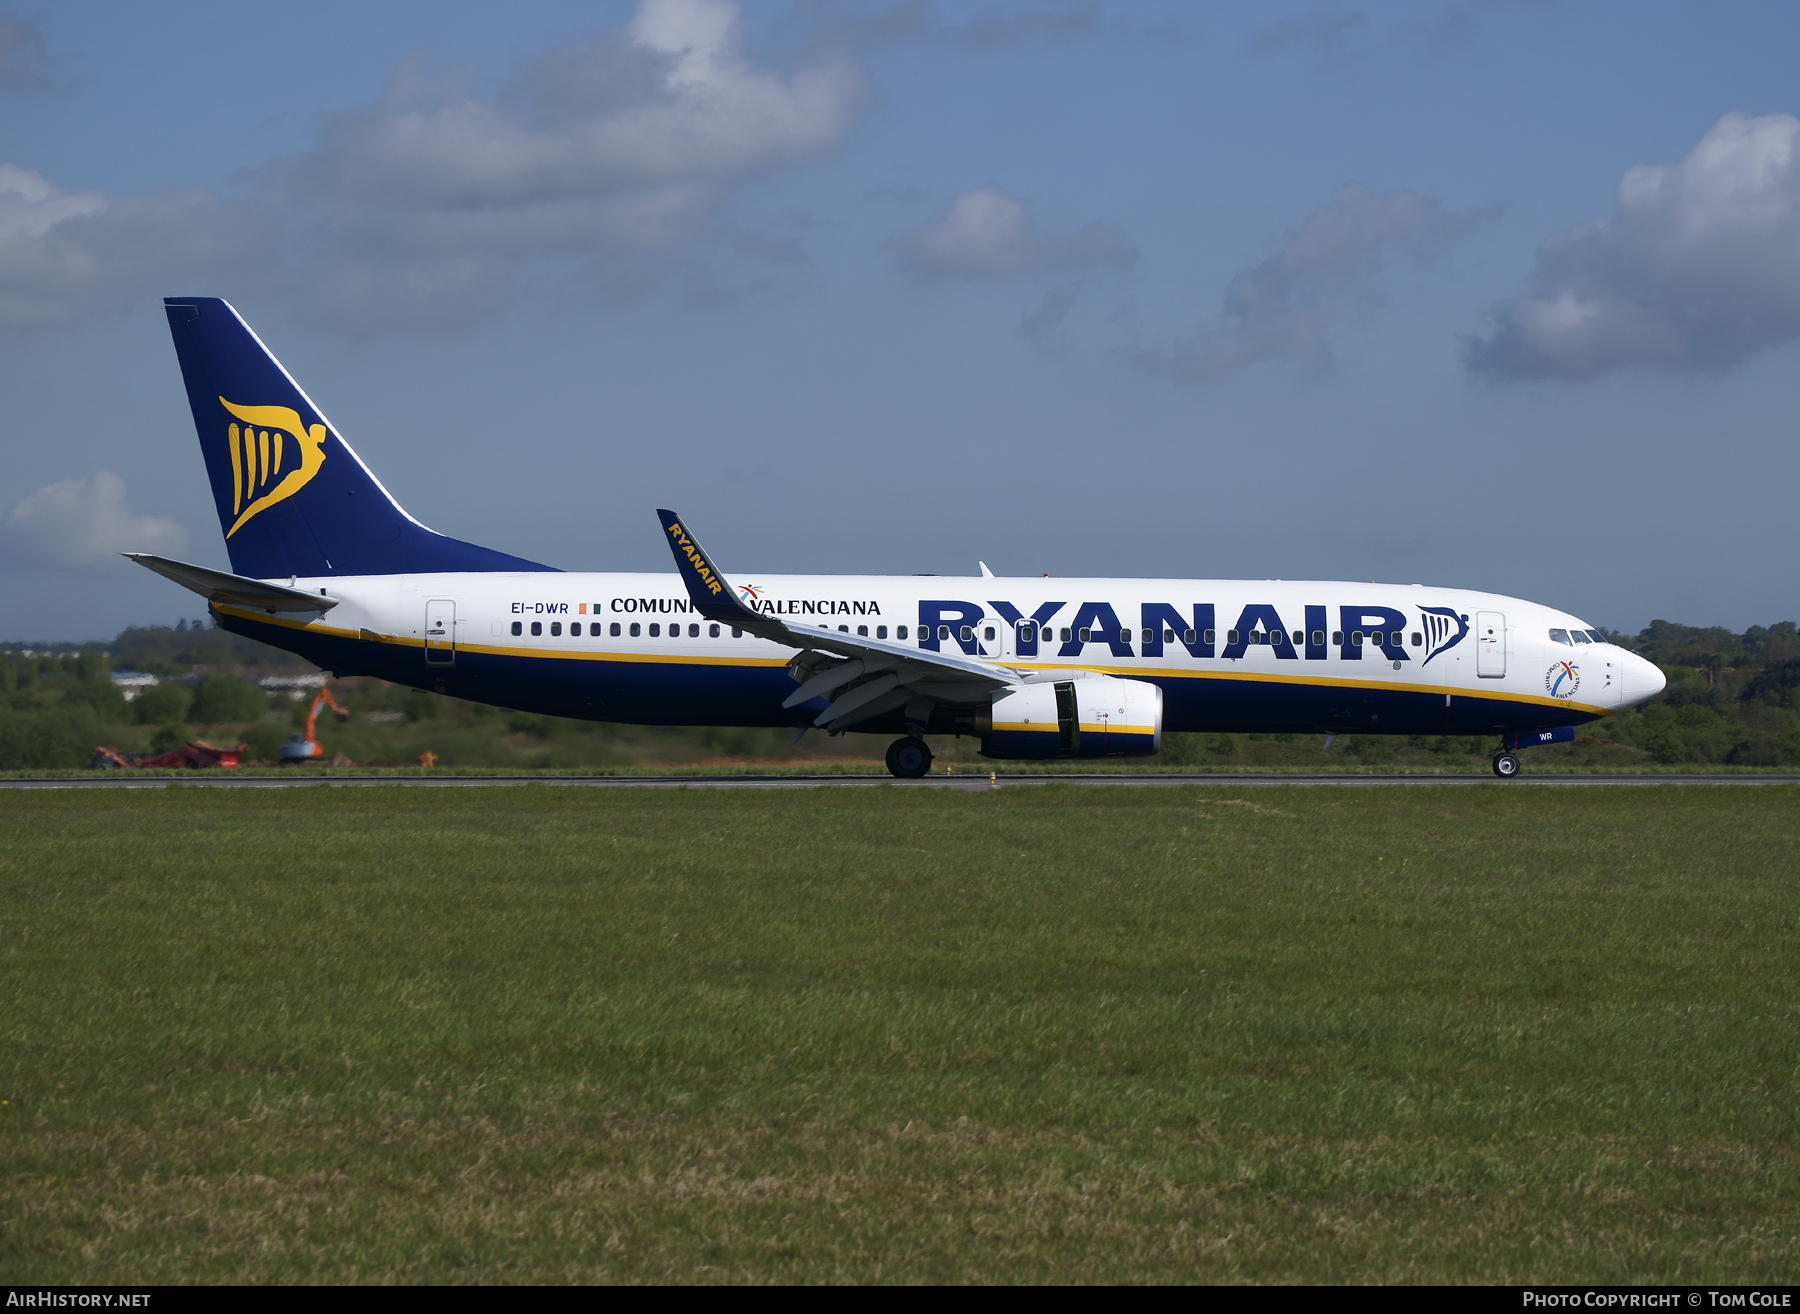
[731,627,742,638]
[1411,632,1422,646]
[611,622,621,636]
[710,623,720,638]
[531,621,542,636]
[550,622,560,636]
[1391,632,1402,647]
[649,623,660,637]
[939,626,950,640]
[1143,628,1154,643]
[511,621,522,636]
[1290,631,1302,646]
[1571,630,1591,645]
[897,626,907,640]
[1120,629,1130,644]
[1060,627,1071,642]
[984,626,994,641]
[959,626,972,641]
[1204,629,1215,644]
[1312,630,1325,646]
[877,626,887,639]
[1019,624,1033,642]
[839,625,849,633]
[1078,628,1091,643]
[1548,628,1572,646]
[859,625,868,637]
[1351,631,1363,645]
[1227,630,1240,645]
[686,624,696,637]
[1182,628,1194,644]
[630,622,640,637]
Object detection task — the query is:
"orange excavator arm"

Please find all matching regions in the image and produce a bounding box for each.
[301,687,350,740]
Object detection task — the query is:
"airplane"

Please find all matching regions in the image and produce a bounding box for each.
[129,296,1667,779]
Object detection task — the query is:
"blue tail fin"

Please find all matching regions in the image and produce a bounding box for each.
[163,297,557,579]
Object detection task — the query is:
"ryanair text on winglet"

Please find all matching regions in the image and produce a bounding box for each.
[665,521,724,597]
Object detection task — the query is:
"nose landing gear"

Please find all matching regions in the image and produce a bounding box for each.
[1491,751,1522,779]
[886,736,933,778]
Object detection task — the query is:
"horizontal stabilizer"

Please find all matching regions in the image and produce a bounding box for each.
[124,553,338,615]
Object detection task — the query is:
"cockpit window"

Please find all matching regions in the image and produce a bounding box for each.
[1549,628,1572,646]
[1585,630,1606,644]
[1570,630,1591,644]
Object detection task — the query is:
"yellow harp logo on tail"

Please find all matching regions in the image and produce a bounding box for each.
[219,398,328,538]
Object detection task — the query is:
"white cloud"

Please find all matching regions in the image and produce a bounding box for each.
[1250,6,1367,59]
[1138,181,1497,381]
[3,470,188,568]
[0,164,267,328]
[1016,283,1080,352]
[1468,112,1800,380]
[0,12,62,93]
[0,0,869,332]
[270,0,868,328]
[861,1,1102,49]
[892,186,1135,278]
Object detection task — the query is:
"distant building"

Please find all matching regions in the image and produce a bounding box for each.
[110,671,160,701]
[259,672,330,701]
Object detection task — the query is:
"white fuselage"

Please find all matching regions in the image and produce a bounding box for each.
[217,571,1666,739]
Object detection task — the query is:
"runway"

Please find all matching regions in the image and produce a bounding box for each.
[5,772,1798,791]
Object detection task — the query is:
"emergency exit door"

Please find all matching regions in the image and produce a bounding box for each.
[1476,610,1505,678]
[425,599,456,665]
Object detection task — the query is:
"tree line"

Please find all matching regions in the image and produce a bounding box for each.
[2,617,1797,771]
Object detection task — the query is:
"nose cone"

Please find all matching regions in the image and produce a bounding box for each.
[1621,651,1666,707]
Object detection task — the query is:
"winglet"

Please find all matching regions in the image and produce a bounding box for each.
[657,509,766,630]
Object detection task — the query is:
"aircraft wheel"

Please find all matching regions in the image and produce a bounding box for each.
[886,737,933,779]
[1491,752,1521,779]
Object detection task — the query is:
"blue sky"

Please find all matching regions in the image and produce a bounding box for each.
[3,0,1798,640]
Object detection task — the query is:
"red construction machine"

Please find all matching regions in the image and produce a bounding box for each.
[91,741,244,770]
[280,687,350,763]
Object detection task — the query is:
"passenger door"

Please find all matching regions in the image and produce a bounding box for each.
[425,599,456,665]
[1476,611,1506,678]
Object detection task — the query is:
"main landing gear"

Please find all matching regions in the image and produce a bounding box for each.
[1491,751,1522,779]
[886,736,933,779]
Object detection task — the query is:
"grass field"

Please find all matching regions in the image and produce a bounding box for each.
[1,785,1796,1283]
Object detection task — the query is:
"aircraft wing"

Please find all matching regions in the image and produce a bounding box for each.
[657,509,1017,730]
[124,553,340,615]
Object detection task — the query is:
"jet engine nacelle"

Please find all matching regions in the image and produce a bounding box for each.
[977,676,1162,759]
